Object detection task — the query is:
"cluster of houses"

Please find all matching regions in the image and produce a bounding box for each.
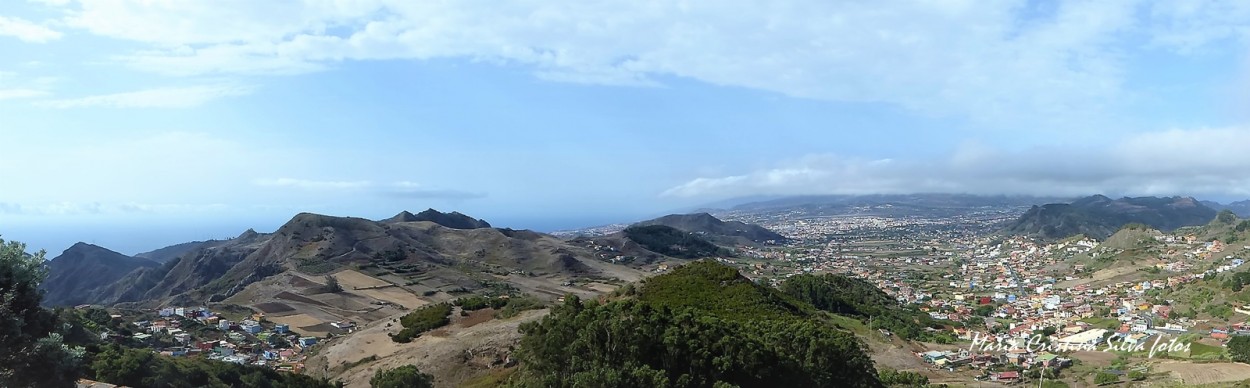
[123,306,322,374]
[699,215,1250,385]
[916,347,1073,383]
[764,234,1250,382]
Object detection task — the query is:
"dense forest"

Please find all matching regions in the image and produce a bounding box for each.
[506,260,882,387]
[781,273,954,342]
[623,225,731,259]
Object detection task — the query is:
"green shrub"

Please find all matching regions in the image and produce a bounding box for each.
[391,304,452,343]
[496,295,545,319]
[455,296,491,311]
[370,365,433,388]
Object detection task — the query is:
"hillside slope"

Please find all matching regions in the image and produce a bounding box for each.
[1003,195,1218,240]
[59,211,616,307]
[1203,200,1250,218]
[508,260,883,387]
[40,243,160,307]
[134,241,209,264]
[634,212,786,244]
[383,209,491,229]
[97,229,273,306]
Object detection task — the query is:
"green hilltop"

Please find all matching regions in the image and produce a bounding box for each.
[506,260,947,387]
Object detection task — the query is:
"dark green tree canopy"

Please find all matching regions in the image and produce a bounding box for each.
[370,365,434,388]
[0,237,83,388]
[507,261,884,388]
[781,273,950,341]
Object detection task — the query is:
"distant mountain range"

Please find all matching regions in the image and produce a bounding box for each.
[721,193,1072,218]
[564,213,781,265]
[383,208,492,229]
[38,209,609,307]
[1201,200,1250,218]
[633,212,786,245]
[40,243,161,306]
[1002,195,1219,240]
[133,240,209,263]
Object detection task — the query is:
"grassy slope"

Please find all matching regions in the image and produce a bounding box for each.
[636,260,809,321]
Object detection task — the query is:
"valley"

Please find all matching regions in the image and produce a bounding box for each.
[25,194,1250,387]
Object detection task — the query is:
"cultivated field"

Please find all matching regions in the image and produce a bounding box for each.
[268,313,330,337]
[1070,350,1118,367]
[328,269,430,308]
[351,286,428,309]
[1157,362,1250,385]
[333,270,390,289]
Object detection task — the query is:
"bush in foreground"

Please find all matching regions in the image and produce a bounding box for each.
[371,365,433,388]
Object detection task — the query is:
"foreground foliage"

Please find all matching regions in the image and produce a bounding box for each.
[638,260,807,321]
[510,296,880,387]
[89,345,338,388]
[0,238,84,387]
[370,365,434,388]
[507,261,882,387]
[877,368,929,386]
[1229,335,1250,363]
[0,236,340,388]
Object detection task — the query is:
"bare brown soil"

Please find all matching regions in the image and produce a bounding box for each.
[305,309,548,388]
[458,309,496,328]
[1157,362,1250,385]
[254,302,295,314]
[276,291,326,306]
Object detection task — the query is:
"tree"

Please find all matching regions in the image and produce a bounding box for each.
[1040,326,1058,337]
[878,368,928,386]
[510,296,882,387]
[965,316,985,327]
[975,304,995,317]
[324,275,343,293]
[0,237,84,388]
[1094,372,1119,385]
[1228,335,1250,363]
[370,365,434,388]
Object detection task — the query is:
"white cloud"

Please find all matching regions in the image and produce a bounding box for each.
[0,15,62,43]
[0,71,56,100]
[1148,1,1250,51]
[28,0,73,6]
[33,84,253,108]
[253,178,373,190]
[0,88,49,99]
[0,201,229,216]
[253,179,485,199]
[662,127,1250,200]
[50,1,1239,126]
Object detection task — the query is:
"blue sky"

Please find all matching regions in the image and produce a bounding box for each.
[2,0,1250,255]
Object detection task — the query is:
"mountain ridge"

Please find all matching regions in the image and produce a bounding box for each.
[44,210,613,308]
[1002,195,1218,240]
[383,208,492,229]
[633,212,786,244]
[40,242,161,306]
[134,240,210,264]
